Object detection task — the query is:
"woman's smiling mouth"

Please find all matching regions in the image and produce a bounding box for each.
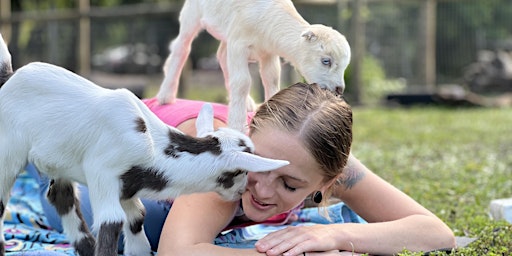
[251,195,274,210]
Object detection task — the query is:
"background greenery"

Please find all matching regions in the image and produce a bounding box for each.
[351,106,512,255]
[7,0,512,104]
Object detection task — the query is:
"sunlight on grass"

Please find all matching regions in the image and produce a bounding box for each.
[350,106,512,255]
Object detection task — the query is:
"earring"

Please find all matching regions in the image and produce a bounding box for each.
[312,191,323,204]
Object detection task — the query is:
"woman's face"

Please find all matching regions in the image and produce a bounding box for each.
[241,127,326,222]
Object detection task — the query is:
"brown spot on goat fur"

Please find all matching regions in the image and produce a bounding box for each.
[0,201,4,255]
[74,234,96,256]
[47,180,76,215]
[238,139,252,153]
[0,201,4,217]
[130,216,145,234]
[120,166,170,200]
[75,199,92,234]
[164,130,221,158]
[216,169,247,189]
[95,222,123,256]
[135,117,147,133]
[47,180,95,250]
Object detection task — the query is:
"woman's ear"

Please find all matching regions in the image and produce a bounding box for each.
[321,175,340,192]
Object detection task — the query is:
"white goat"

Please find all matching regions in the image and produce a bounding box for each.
[0,34,288,256]
[157,0,351,132]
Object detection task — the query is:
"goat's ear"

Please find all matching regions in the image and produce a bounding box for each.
[234,152,289,172]
[196,103,214,137]
[301,30,318,42]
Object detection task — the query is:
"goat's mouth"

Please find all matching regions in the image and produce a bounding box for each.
[335,86,344,96]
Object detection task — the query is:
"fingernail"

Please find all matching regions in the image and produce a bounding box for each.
[255,242,265,250]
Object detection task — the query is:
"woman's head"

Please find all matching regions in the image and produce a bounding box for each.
[242,83,352,221]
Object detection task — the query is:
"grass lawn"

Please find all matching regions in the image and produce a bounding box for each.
[351,106,512,255]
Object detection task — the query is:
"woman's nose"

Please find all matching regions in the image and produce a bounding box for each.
[252,171,275,198]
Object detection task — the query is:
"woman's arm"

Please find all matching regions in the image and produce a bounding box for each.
[335,154,455,252]
[157,192,266,255]
[255,154,455,255]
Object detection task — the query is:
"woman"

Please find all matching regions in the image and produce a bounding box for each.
[29,83,455,255]
[154,83,455,255]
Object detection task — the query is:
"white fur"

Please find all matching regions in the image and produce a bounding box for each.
[157,0,351,132]
[0,34,288,256]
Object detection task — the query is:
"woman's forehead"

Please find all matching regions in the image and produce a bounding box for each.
[251,128,324,182]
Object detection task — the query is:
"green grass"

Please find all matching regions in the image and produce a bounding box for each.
[350,106,512,255]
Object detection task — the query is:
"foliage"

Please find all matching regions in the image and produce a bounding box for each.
[363,1,419,82]
[345,54,406,105]
[351,106,512,255]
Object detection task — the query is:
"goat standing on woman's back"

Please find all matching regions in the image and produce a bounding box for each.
[0,34,288,256]
[157,0,351,132]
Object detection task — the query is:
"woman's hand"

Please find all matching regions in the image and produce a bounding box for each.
[307,252,364,256]
[255,224,344,256]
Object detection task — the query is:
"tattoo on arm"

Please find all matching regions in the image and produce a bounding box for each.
[338,167,365,190]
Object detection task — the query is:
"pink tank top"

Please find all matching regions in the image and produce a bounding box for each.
[142,97,254,128]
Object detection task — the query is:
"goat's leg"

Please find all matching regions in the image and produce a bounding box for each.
[226,42,252,132]
[120,198,151,256]
[46,179,95,256]
[0,163,20,256]
[218,42,256,112]
[87,178,125,256]
[259,54,282,100]
[217,41,229,88]
[157,0,202,104]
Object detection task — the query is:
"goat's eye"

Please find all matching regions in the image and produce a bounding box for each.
[321,57,332,67]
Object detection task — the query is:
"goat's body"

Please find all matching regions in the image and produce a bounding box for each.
[1,63,155,185]
[157,0,351,132]
[0,63,183,256]
[193,0,308,57]
[0,33,288,256]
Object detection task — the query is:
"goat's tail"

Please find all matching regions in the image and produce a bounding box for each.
[0,33,13,88]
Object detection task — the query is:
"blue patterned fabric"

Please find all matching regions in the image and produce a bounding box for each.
[3,171,75,255]
[215,201,366,248]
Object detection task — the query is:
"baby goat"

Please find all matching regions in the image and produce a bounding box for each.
[157,0,351,132]
[0,34,288,256]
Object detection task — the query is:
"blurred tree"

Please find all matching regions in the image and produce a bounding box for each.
[437,0,512,83]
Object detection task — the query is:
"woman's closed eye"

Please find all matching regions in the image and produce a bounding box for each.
[282,179,297,192]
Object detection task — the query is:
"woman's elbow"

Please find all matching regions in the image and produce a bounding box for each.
[426,219,457,252]
[439,224,457,250]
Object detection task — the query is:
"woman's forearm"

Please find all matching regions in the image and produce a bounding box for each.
[332,214,455,254]
[158,242,267,256]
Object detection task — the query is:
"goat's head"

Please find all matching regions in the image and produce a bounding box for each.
[297,24,351,96]
[195,103,289,201]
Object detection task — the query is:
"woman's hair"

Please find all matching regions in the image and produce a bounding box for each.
[250,82,353,207]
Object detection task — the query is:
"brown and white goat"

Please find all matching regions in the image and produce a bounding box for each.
[157,0,351,132]
[0,34,288,256]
